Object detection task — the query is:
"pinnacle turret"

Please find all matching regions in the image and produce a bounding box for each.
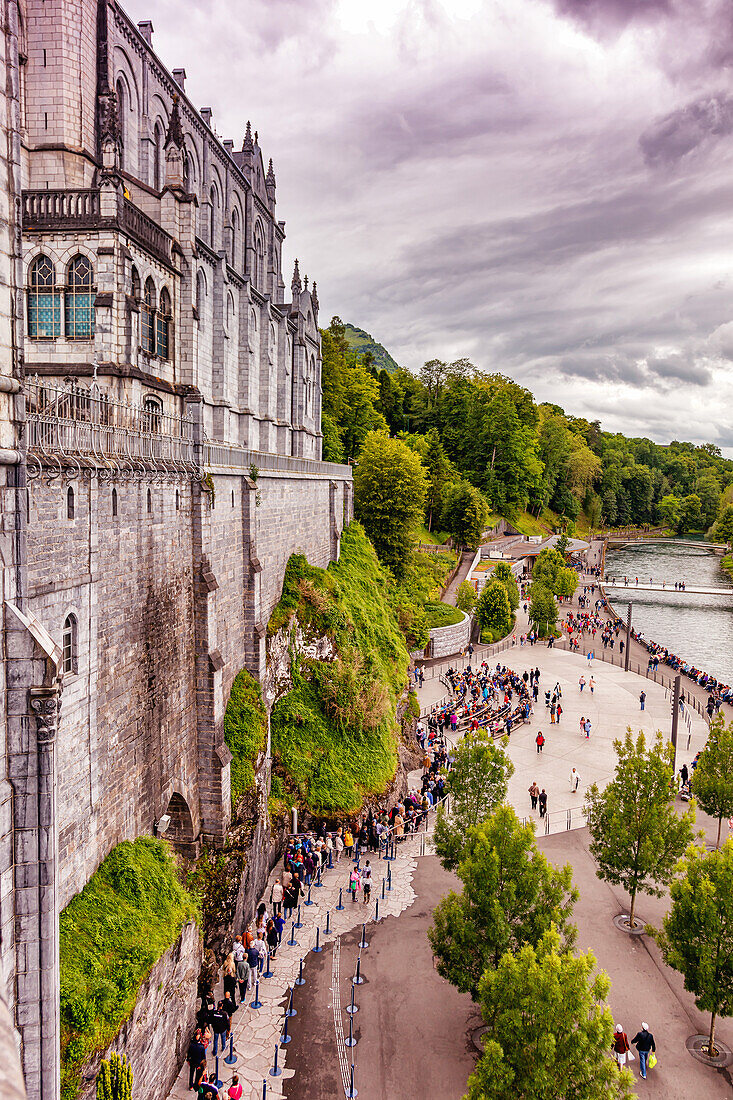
[243,120,254,153]
[165,94,185,149]
[291,259,302,297]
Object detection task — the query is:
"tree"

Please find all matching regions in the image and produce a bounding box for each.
[585,731,697,926]
[441,479,489,547]
[679,493,703,534]
[353,432,427,576]
[97,1054,133,1100]
[692,714,733,848]
[476,580,512,639]
[528,584,557,636]
[434,732,514,870]
[655,841,733,1057]
[695,473,722,529]
[428,806,578,998]
[467,929,634,1100]
[492,561,519,612]
[321,412,343,463]
[531,548,567,595]
[657,493,682,531]
[423,428,451,530]
[710,503,733,544]
[456,580,477,613]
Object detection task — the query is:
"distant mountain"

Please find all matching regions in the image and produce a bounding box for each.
[344,324,399,374]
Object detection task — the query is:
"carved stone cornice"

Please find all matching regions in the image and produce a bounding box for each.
[29,686,62,745]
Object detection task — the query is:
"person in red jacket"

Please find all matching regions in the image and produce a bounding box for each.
[535,730,545,754]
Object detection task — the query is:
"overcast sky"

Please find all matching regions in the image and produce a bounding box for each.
[128,0,733,452]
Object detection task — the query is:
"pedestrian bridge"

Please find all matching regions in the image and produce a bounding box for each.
[604,580,733,598]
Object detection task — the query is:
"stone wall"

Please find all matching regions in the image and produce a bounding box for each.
[429,611,471,659]
[80,921,202,1100]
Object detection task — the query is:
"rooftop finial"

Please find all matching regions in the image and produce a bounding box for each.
[304,275,309,291]
[291,259,302,296]
[243,120,253,152]
[165,93,184,149]
[312,281,319,312]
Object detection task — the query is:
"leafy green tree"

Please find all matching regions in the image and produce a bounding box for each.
[321,412,343,463]
[467,928,634,1100]
[655,841,733,1057]
[531,548,566,594]
[585,731,697,926]
[476,579,512,638]
[657,493,682,531]
[441,479,489,547]
[353,432,427,576]
[711,503,733,544]
[434,732,514,870]
[424,428,451,531]
[695,474,722,529]
[528,584,557,636]
[97,1053,133,1100]
[679,493,703,534]
[555,532,569,556]
[456,580,477,613]
[428,806,578,998]
[692,714,733,848]
[556,565,578,598]
[492,561,519,612]
[340,366,388,459]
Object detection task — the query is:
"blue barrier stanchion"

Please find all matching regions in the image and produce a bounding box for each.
[294,903,303,929]
[314,864,324,888]
[353,956,364,985]
[312,926,322,953]
[286,985,297,1018]
[269,1042,282,1077]
[213,1031,219,1057]
[224,1033,237,1065]
[251,979,263,1009]
[304,883,314,906]
[280,1014,291,1045]
[264,950,273,978]
[344,1011,357,1048]
[325,910,331,935]
[262,1080,267,1100]
[375,899,380,921]
[387,863,392,892]
[336,886,344,911]
[347,1062,358,1099]
[287,921,299,947]
[353,843,359,864]
[295,957,305,986]
[214,1055,223,1088]
[328,848,334,869]
[359,923,369,949]
[345,984,358,1015]
[381,877,386,900]
[392,838,396,860]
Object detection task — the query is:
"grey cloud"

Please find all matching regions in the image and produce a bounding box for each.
[555,352,648,386]
[646,353,712,386]
[640,93,733,166]
[552,0,670,33]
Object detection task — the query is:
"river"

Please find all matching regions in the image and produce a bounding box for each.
[604,540,733,686]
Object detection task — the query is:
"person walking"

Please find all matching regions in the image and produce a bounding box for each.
[589,677,595,694]
[612,1025,631,1068]
[538,789,548,817]
[584,717,591,739]
[631,1022,656,1079]
[186,1030,207,1090]
[362,860,372,904]
[579,675,586,692]
[556,701,562,724]
[222,953,237,1006]
[528,781,539,811]
[579,716,585,738]
[270,879,283,917]
[236,953,250,1006]
[349,865,362,903]
[569,767,580,792]
[639,690,646,711]
[535,731,545,754]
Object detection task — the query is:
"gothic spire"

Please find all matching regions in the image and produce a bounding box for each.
[243,120,254,153]
[311,282,319,313]
[266,158,276,186]
[304,275,309,291]
[291,259,302,296]
[165,94,185,149]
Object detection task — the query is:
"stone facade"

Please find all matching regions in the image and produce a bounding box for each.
[0,2,353,1098]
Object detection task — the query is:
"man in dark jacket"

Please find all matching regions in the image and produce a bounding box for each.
[631,1022,656,1079]
[186,1031,206,1089]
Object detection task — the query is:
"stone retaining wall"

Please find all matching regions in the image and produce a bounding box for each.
[429,611,471,659]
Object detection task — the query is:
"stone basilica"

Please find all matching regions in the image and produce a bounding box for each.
[0,2,353,1096]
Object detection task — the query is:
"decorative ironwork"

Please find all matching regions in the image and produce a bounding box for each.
[25,376,201,481]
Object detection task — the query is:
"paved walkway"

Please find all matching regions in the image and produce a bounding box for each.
[442,550,474,606]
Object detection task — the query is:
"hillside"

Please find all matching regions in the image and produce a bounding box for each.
[344,323,399,373]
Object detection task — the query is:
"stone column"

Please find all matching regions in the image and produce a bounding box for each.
[28,686,60,1100]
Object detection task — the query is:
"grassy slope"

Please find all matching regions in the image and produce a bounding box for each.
[270,523,410,814]
[415,523,451,545]
[223,669,268,808]
[60,838,198,1100]
[343,323,399,373]
[424,601,465,628]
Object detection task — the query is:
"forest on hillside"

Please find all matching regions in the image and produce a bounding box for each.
[321,316,733,541]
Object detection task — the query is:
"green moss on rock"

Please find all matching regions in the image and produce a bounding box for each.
[224,669,268,808]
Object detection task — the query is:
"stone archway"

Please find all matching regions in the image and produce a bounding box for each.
[163,792,197,858]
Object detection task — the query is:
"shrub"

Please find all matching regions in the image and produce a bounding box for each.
[223,669,268,808]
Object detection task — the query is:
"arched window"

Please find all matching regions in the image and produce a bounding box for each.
[183,151,190,191]
[141,278,156,354]
[254,224,265,289]
[196,270,206,328]
[131,265,140,300]
[112,487,118,517]
[27,255,60,339]
[143,395,162,433]
[231,489,235,508]
[153,122,164,190]
[66,485,75,520]
[175,489,180,511]
[116,79,126,168]
[209,186,219,249]
[268,323,276,363]
[147,488,152,513]
[157,287,171,359]
[231,207,239,267]
[65,255,95,339]
[226,292,235,335]
[62,613,78,674]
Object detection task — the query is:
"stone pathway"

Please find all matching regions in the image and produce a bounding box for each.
[442,550,474,606]
[168,802,428,1100]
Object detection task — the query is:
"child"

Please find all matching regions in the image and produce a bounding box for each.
[228,1075,243,1100]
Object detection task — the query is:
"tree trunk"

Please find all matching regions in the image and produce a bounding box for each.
[628,888,636,928]
[717,815,723,850]
[708,1011,717,1056]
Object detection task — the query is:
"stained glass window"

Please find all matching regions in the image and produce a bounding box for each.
[64,255,95,339]
[27,255,61,339]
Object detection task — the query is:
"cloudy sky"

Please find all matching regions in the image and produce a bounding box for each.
[128,0,733,451]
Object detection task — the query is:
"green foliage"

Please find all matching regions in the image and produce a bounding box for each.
[531,548,576,598]
[321,412,344,462]
[391,548,456,649]
[492,561,520,612]
[434,732,514,870]
[691,714,733,848]
[270,524,409,813]
[320,317,388,459]
[467,928,634,1100]
[711,503,733,544]
[654,840,733,1055]
[224,669,268,809]
[585,730,697,925]
[342,322,399,373]
[528,583,557,635]
[441,479,490,547]
[96,1053,133,1100]
[60,839,198,1100]
[353,430,428,576]
[424,600,464,628]
[476,580,512,637]
[407,691,421,719]
[456,580,478,613]
[428,805,578,998]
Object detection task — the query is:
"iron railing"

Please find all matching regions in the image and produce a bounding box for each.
[204,438,352,479]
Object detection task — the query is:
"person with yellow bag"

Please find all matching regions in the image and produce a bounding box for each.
[631,1022,656,1079]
